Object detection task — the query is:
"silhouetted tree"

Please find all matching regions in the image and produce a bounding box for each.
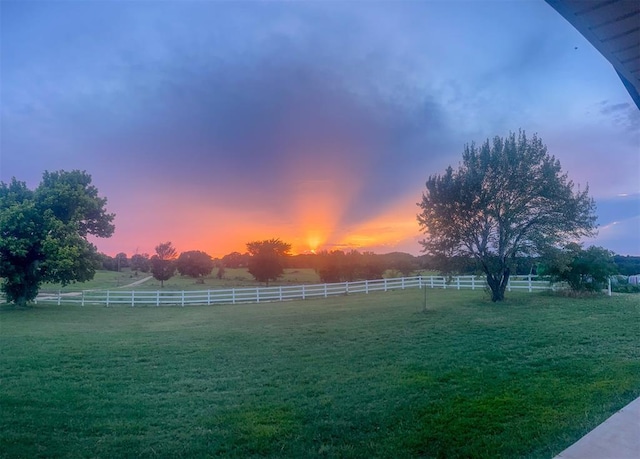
[115,252,128,272]
[100,253,118,271]
[318,265,342,283]
[418,131,596,301]
[130,253,150,274]
[176,250,214,278]
[361,251,385,279]
[316,250,348,283]
[221,251,250,268]
[378,252,418,276]
[150,242,177,287]
[0,170,115,306]
[246,238,291,285]
[316,250,389,282]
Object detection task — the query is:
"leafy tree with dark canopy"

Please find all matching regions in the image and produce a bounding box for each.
[541,243,618,292]
[417,131,596,302]
[221,251,250,268]
[176,250,214,278]
[114,252,128,271]
[246,238,291,285]
[150,242,177,287]
[0,170,115,306]
[130,253,150,274]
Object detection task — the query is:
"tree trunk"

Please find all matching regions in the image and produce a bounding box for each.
[491,282,506,302]
[15,294,29,308]
[485,267,510,302]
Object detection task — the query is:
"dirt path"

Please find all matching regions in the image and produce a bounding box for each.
[36,276,154,300]
[118,276,153,289]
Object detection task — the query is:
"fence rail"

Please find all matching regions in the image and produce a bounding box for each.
[23,275,556,307]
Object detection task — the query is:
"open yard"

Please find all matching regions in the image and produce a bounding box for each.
[1,290,638,458]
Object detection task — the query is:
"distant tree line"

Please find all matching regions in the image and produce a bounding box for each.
[96,248,640,283]
[613,255,640,276]
[3,166,634,307]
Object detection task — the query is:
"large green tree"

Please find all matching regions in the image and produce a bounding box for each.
[246,238,291,286]
[417,131,596,302]
[0,170,115,306]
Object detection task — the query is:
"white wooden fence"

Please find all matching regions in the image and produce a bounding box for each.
[28,275,555,307]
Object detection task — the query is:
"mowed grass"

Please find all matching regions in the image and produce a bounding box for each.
[1,290,638,458]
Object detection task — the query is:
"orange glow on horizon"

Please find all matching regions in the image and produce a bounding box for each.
[333,192,421,253]
[92,139,421,258]
[92,188,423,258]
[287,144,363,253]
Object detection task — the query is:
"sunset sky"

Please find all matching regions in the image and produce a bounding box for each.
[2,0,639,257]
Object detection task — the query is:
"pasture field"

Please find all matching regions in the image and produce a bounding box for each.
[1,290,638,458]
[39,268,323,293]
[39,270,140,293]
[137,268,322,290]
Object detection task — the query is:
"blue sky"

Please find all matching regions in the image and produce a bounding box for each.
[1,0,638,257]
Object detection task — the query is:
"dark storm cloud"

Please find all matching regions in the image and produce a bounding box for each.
[1,1,454,221]
[109,51,451,220]
[2,0,638,254]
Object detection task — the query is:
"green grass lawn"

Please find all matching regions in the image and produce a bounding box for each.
[1,290,638,458]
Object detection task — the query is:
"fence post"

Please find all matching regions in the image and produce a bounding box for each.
[401,277,405,290]
[472,276,475,290]
[57,290,61,306]
[430,277,434,288]
[508,278,512,292]
[608,277,612,296]
[131,290,135,307]
[365,280,369,294]
[81,291,85,307]
[106,290,110,307]
[181,291,185,307]
[232,288,236,305]
[156,291,160,307]
[456,277,460,290]
[419,275,422,288]
[302,285,306,300]
[528,275,532,293]
[207,290,211,306]
[324,283,328,298]
[256,288,259,303]
[346,282,349,295]
[384,278,388,292]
